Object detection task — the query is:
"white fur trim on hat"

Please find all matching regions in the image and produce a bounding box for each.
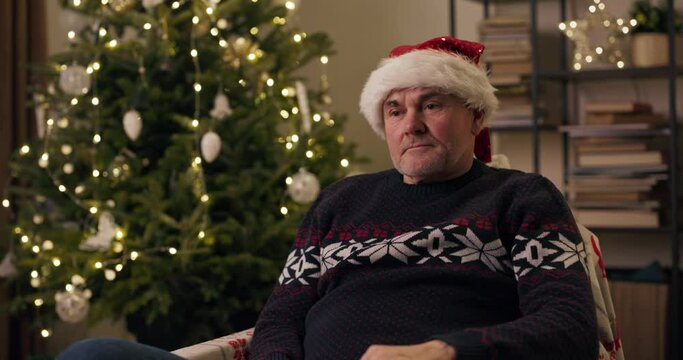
[359,49,498,139]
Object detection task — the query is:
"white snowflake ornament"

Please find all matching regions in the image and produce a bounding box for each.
[210,92,233,120]
[123,110,142,140]
[80,211,117,252]
[201,131,222,163]
[55,288,91,323]
[0,252,17,278]
[59,64,91,96]
[287,168,320,204]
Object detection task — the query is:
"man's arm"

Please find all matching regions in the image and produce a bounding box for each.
[430,176,598,360]
[249,202,325,360]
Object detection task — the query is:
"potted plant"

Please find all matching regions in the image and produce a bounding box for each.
[630,0,683,67]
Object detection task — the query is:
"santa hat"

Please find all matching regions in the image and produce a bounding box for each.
[359,36,498,162]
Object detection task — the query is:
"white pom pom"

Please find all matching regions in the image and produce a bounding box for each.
[123,110,142,141]
[201,131,222,163]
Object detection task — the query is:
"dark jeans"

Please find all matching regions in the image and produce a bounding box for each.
[57,338,185,360]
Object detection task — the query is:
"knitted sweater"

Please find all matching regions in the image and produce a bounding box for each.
[249,160,598,360]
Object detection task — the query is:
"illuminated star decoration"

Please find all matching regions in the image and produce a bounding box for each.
[559,0,637,71]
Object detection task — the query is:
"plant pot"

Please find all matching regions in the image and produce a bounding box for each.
[631,33,683,67]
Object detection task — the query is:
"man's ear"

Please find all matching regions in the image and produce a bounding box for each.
[471,110,485,135]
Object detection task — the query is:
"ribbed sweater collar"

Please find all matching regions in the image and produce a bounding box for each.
[385,159,485,196]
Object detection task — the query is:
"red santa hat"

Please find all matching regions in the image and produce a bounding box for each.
[359,36,498,163]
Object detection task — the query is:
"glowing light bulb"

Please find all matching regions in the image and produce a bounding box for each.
[340,159,349,167]
[280,110,290,119]
[266,78,274,87]
[169,247,177,255]
[320,56,329,64]
[200,194,209,202]
[198,231,205,239]
[41,329,51,338]
[20,145,30,154]
[130,251,139,260]
[280,206,288,215]
[93,134,101,143]
[52,258,61,266]
[89,207,98,214]
[2,199,9,208]
[143,23,152,30]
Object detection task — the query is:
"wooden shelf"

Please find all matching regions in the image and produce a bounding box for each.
[539,66,683,81]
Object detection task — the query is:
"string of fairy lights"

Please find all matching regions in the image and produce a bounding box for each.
[0,0,352,338]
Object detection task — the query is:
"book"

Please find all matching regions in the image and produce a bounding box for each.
[572,191,652,202]
[584,101,653,114]
[490,61,532,75]
[572,208,659,228]
[569,200,660,210]
[577,150,663,167]
[585,112,666,125]
[559,123,666,137]
[574,141,648,154]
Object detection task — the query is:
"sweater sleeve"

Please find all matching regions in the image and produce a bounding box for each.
[248,197,327,360]
[432,176,598,360]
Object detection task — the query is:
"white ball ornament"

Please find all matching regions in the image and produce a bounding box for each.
[123,110,142,141]
[287,167,320,204]
[59,64,91,96]
[201,131,221,163]
[55,288,91,323]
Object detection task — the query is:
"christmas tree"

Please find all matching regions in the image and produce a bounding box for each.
[1,0,357,350]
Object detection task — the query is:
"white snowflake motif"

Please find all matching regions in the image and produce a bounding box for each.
[550,233,587,272]
[512,232,559,279]
[320,240,364,275]
[356,231,420,264]
[412,226,460,264]
[452,228,509,272]
[278,247,320,285]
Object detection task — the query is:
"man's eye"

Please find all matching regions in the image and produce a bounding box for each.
[424,103,441,110]
[388,110,401,117]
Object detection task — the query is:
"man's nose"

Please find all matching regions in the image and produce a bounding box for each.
[403,109,426,135]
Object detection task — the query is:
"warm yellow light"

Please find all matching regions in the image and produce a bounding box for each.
[306,150,314,158]
[41,329,51,338]
[194,157,202,165]
[130,251,139,260]
[285,142,293,150]
[20,145,30,154]
[191,119,199,127]
[617,61,625,68]
[340,159,349,168]
[247,53,257,61]
[320,56,329,64]
[194,83,202,92]
[89,207,98,214]
[280,110,290,119]
[71,98,78,105]
[293,34,302,43]
[42,240,54,250]
[115,264,123,272]
[200,194,209,202]
[558,23,566,31]
[95,261,103,269]
[192,16,199,24]
[99,28,107,37]
[58,185,66,192]
[143,23,152,30]
[21,235,29,243]
[210,28,219,36]
[73,0,81,6]
[198,231,205,239]
[172,1,180,9]
[93,62,101,70]
[65,283,74,292]
[2,199,9,208]
[285,1,296,10]
[169,247,177,255]
[68,31,76,39]
[34,298,44,307]
[52,258,61,266]
[250,27,259,35]
[219,39,228,47]
[108,39,118,48]
[31,270,39,278]
[92,169,100,177]
[285,177,293,185]
[280,206,288,215]
[291,134,299,143]
[206,7,214,15]
[190,49,198,57]
[93,134,101,143]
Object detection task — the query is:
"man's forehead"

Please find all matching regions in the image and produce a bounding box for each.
[384,88,451,105]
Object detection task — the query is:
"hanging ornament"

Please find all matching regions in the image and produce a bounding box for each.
[80,211,117,252]
[123,110,142,140]
[295,81,312,134]
[287,167,320,204]
[223,37,259,69]
[210,92,233,120]
[201,131,222,163]
[142,0,163,10]
[59,64,91,96]
[55,288,92,323]
[559,1,636,70]
[109,0,137,12]
[0,252,17,278]
[34,94,48,139]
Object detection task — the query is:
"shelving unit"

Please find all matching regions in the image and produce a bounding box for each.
[452,0,681,358]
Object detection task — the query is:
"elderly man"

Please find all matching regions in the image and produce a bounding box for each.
[248,36,597,360]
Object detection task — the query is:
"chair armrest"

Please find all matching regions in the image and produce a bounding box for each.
[172,328,254,360]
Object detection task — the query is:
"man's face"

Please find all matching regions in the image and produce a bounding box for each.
[383,87,483,184]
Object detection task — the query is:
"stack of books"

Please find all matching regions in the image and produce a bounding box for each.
[479,16,535,127]
[560,100,668,228]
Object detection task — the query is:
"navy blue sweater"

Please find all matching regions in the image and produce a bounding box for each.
[249,161,598,360]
